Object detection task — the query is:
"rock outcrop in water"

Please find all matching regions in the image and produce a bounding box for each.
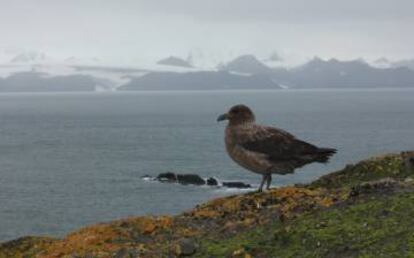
[144,172,252,188]
[1,151,414,257]
[156,172,206,185]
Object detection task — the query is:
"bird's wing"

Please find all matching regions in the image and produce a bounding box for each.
[238,125,319,161]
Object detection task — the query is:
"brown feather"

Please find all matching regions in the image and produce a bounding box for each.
[226,123,336,174]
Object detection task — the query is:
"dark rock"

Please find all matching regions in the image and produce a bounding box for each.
[113,247,140,258]
[350,178,399,197]
[83,252,96,258]
[402,151,414,172]
[156,172,177,182]
[222,182,252,188]
[114,248,128,258]
[151,172,252,188]
[175,238,197,256]
[176,174,205,185]
[206,177,219,186]
[344,164,355,170]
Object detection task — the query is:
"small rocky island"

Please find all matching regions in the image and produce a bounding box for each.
[1,151,414,257]
[143,172,252,189]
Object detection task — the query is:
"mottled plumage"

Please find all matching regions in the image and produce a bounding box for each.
[218,104,337,191]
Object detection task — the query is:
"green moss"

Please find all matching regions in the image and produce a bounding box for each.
[196,192,414,257]
[309,154,412,189]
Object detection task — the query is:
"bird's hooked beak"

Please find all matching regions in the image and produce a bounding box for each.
[217,113,229,122]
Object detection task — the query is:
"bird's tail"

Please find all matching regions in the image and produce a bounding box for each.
[315,147,337,163]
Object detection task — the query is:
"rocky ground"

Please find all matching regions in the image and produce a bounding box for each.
[1,151,414,258]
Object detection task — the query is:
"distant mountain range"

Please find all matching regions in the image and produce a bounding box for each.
[0,72,97,92]
[218,55,272,74]
[219,56,414,88]
[271,58,414,88]
[1,50,414,92]
[371,57,414,70]
[119,71,281,91]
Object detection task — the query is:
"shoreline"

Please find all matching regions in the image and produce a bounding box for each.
[1,151,413,257]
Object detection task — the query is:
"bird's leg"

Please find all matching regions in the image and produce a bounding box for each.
[266,173,272,190]
[258,174,267,192]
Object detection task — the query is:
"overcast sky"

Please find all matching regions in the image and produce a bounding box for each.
[1,0,413,64]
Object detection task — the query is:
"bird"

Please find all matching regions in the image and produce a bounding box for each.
[217,104,337,192]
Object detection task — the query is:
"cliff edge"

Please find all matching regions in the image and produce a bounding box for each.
[1,151,414,258]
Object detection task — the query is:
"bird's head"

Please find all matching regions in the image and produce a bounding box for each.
[217,104,255,125]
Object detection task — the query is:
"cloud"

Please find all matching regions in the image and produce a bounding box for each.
[0,0,413,63]
[137,0,414,23]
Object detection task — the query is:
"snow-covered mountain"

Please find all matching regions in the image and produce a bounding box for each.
[186,49,238,69]
[157,56,193,68]
[1,48,414,92]
[371,57,393,68]
[218,55,272,74]
[367,57,414,70]
[0,51,134,91]
[271,57,414,88]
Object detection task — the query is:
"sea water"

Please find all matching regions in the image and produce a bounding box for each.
[0,89,413,241]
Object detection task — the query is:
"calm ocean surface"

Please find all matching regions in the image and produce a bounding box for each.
[0,89,413,241]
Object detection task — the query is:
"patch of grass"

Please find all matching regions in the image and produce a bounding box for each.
[196,192,414,257]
